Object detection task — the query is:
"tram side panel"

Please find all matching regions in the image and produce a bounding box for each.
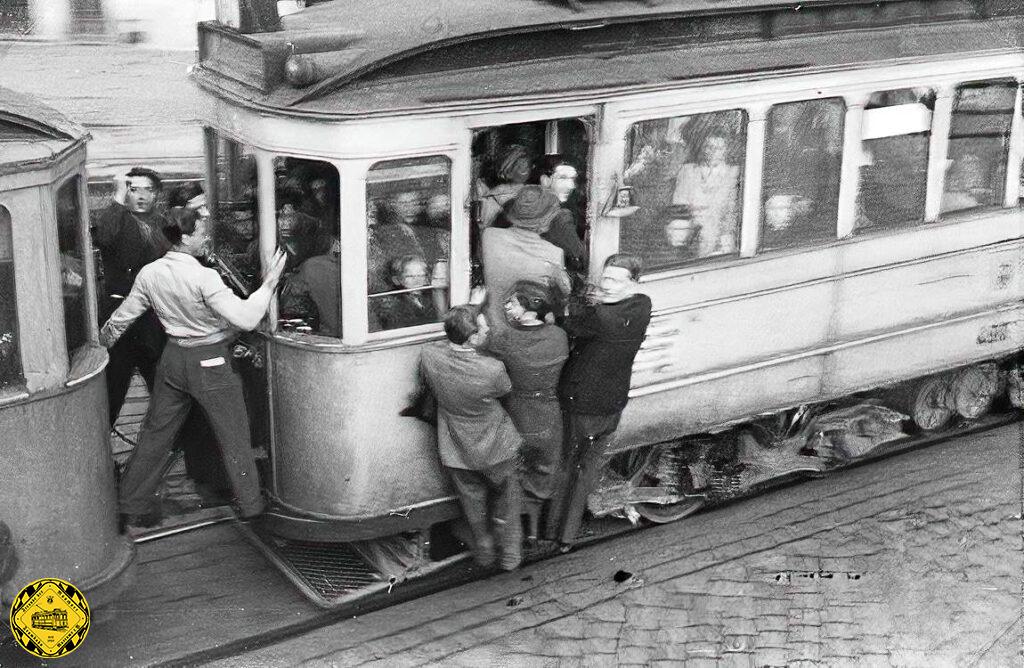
[268,339,456,536]
[0,373,132,603]
[616,216,1024,450]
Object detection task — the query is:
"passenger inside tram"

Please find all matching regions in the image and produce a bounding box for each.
[621,111,745,271]
[640,205,700,267]
[536,155,587,276]
[369,254,438,332]
[760,98,844,250]
[477,144,531,229]
[276,159,339,271]
[366,156,452,332]
[279,230,342,337]
[671,131,741,257]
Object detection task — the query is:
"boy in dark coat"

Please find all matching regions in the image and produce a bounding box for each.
[549,253,652,549]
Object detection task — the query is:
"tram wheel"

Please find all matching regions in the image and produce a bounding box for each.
[913,376,955,431]
[634,498,706,524]
[897,375,954,432]
[949,364,999,419]
[623,445,706,524]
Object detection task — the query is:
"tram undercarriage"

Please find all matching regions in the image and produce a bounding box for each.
[223,355,1021,608]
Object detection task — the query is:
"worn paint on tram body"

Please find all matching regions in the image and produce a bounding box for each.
[188,0,1024,544]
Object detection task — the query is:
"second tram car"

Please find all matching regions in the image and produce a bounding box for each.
[191,0,1024,578]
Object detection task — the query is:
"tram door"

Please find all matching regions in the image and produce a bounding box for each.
[470,117,593,280]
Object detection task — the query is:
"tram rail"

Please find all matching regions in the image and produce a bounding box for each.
[151,408,1022,668]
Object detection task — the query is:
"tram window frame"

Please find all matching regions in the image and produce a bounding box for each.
[619,109,748,275]
[273,156,343,339]
[854,87,936,234]
[365,155,452,338]
[0,204,24,390]
[940,78,1018,217]
[206,130,262,297]
[760,98,846,253]
[55,174,90,357]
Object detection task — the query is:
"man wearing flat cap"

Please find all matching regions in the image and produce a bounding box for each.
[481,185,572,332]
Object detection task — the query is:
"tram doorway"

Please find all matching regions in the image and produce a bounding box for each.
[470,117,592,281]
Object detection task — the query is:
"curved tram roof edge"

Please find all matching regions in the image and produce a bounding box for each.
[192,9,1024,120]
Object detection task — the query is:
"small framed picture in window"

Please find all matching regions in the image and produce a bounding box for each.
[604,186,639,218]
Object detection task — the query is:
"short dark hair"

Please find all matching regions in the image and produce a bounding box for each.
[126,167,163,191]
[535,154,576,180]
[508,280,553,321]
[658,204,693,224]
[167,181,203,208]
[443,305,480,345]
[162,207,199,245]
[604,252,643,282]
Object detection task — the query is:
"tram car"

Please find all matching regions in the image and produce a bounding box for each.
[31,609,69,631]
[0,89,133,606]
[192,0,1024,583]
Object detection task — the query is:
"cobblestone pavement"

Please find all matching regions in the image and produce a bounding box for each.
[210,423,1024,668]
[0,40,206,177]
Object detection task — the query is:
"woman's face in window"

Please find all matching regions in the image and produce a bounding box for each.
[394,191,422,224]
[397,259,429,289]
[701,136,729,166]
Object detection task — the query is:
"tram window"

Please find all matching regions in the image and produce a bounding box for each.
[621,110,746,271]
[856,87,935,232]
[0,205,22,388]
[366,156,451,333]
[56,177,88,355]
[942,79,1018,214]
[275,158,342,337]
[209,133,260,295]
[761,99,845,251]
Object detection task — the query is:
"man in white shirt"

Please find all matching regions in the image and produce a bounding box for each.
[100,208,287,531]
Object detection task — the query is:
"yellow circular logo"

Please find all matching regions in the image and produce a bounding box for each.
[8,578,90,658]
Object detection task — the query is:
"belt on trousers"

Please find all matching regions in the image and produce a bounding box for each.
[167,331,234,348]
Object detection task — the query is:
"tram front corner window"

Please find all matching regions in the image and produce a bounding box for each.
[620,110,746,273]
[0,204,23,390]
[209,133,261,297]
[366,156,451,334]
[56,176,89,357]
[275,157,342,338]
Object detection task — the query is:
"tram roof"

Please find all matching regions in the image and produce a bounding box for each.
[194,0,1024,118]
[0,87,88,170]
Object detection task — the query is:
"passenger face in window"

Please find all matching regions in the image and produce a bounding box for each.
[665,217,699,248]
[393,256,429,289]
[393,191,423,225]
[125,175,158,214]
[542,165,578,203]
[426,193,450,226]
[701,135,730,166]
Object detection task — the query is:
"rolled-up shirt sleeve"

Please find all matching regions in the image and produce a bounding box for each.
[202,270,273,331]
[98,274,151,347]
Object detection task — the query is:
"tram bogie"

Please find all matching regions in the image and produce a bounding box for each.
[190,0,1024,569]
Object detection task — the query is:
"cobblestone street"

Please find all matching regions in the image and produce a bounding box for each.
[210,423,1023,668]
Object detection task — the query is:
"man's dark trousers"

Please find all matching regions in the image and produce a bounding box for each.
[105,305,164,427]
[118,339,263,517]
[548,411,622,544]
[446,459,522,567]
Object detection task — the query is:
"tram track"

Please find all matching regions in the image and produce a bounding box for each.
[153,410,1021,668]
